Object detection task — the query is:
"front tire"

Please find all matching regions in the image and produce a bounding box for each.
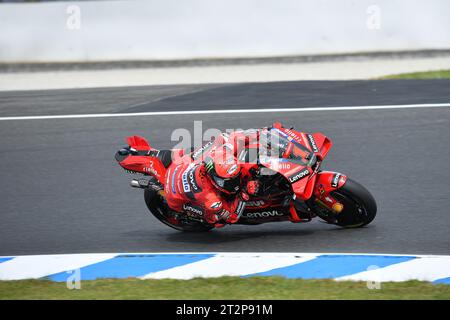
[331,178,377,228]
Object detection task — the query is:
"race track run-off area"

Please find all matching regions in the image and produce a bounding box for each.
[0,80,449,283]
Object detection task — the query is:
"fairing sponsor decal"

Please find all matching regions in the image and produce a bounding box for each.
[243,210,284,218]
[288,168,310,183]
[331,173,342,188]
[181,164,202,197]
[181,170,191,193]
[245,200,266,207]
[171,166,180,194]
[307,134,319,153]
[284,128,302,142]
[187,166,201,193]
[192,141,213,160]
[182,203,204,217]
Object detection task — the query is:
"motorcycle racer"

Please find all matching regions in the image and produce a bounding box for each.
[164,142,250,226]
[116,123,377,231]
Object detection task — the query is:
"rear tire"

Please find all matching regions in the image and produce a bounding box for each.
[331,178,377,228]
[144,188,214,232]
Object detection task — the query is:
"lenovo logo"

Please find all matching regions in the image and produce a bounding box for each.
[331,173,341,188]
[243,210,284,218]
[192,141,213,160]
[307,134,319,153]
[183,204,203,216]
[288,168,310,183]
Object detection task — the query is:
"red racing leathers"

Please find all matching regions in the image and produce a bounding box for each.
[164,154,246,225]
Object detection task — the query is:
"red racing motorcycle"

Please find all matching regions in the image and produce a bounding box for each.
[115,122,377,231]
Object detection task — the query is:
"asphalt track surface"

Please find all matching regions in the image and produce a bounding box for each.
[0,80,449,256]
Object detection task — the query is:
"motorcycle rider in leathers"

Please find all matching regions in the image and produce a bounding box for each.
[164,138,257,227]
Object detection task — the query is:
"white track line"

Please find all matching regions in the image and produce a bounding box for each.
[1,103,450,121]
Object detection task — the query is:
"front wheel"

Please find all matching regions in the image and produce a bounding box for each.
[331,178,377,228]
[310,178,377,228]
[144,188,214,232]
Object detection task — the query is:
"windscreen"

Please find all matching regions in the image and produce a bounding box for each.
[258,128,315,167]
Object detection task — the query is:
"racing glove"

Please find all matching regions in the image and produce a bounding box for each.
[246,180,260,196]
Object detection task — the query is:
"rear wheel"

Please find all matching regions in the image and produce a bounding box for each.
[144,188,214,232]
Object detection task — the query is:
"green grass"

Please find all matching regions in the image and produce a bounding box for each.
[379,69,450,79]
[0,277,449,300]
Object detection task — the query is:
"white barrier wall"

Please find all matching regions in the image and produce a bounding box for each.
[1,0,450,63]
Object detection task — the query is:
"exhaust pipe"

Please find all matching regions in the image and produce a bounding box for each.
[130,178,163,193]
[130,179,150,189]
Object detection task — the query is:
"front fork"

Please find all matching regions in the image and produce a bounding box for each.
[314,185,345,214]
[312,171,347,222]
[289,171,347,223]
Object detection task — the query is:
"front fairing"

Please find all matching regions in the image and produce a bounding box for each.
[257,127,320,200]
